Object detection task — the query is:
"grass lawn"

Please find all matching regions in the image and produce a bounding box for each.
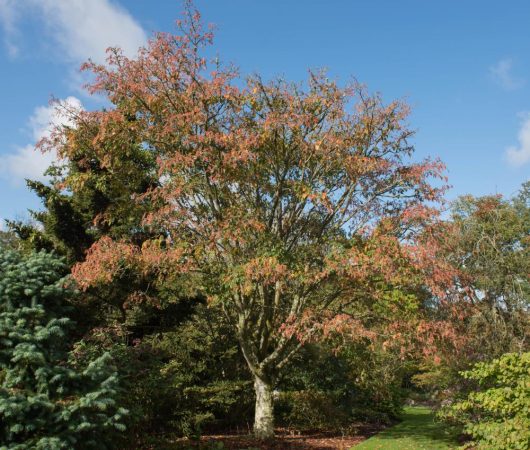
[353,406,459,450]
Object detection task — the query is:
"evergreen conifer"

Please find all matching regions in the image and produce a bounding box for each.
[0,250,127,449]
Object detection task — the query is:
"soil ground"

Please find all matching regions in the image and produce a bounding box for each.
[140,407,460,449]
[169,423,384,449]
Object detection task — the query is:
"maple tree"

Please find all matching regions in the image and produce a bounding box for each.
[40,3,453,438]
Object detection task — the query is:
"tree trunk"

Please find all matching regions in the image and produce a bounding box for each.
[253,375,274,439]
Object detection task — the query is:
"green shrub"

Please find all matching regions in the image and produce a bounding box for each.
[276,342,409,430]
[69,329,172,443]
[275,389,349,431]
[150,305,253,436]
[346,347,408,423]
[441,352,530,450]
[70,303,254,444]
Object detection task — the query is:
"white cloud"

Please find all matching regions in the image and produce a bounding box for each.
[0,96,83,184]
[0,0,146,63]
[0,145,58,183]
[490,58,525,91]
[505,114,530,167]
[28,96,83,141]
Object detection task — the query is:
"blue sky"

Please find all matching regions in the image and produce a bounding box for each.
[0,0,529,225]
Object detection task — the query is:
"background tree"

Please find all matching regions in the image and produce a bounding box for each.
[7,104,199,334]
[4,115,206,442]
[414,184,529,424]
[451,188,528,348]
[449,188,530,357]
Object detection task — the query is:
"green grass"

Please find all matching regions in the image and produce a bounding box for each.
[353,406,459,449]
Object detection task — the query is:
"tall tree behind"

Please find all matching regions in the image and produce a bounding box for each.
[448,184,530,355]
[6,104,172,329]
[414,183,530,399]
[8,125,158,265]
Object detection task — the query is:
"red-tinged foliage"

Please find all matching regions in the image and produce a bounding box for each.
[72,236,137,289]
[43,2,464,437]
[384,304,472,361]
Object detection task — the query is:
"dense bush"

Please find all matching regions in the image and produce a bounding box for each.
[344,344,410,423]
[275,342,409,431]
[440,352,530,450]
[71,303,254,443]
[275,390,350,431]
[146,304,254,437]
[0,250,127,449]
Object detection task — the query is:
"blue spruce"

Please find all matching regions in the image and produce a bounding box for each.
[0,250,127,449]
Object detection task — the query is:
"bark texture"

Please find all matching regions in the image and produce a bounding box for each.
[253,375,274,439]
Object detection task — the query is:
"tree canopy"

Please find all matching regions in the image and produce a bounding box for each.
[31,4,459,438]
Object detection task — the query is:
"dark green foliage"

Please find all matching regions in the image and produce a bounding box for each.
[8,132,158,265]
[140,304,254,437]
[0,250,127,449]
[276,342,409,431]
[276,390,350,431]
[6,181,93,262]
[441,353,530,450]
[0,230,18,251]
[345,347,409,423]
[69,328,171,443]
[276,344,354,431]
[70,303,254,443]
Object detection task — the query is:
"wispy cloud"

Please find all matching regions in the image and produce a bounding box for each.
[489,58,525,91]
[0,0,146,64]
[505,113,530,167]
[0,97,83,184]
[0,0,19,56]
